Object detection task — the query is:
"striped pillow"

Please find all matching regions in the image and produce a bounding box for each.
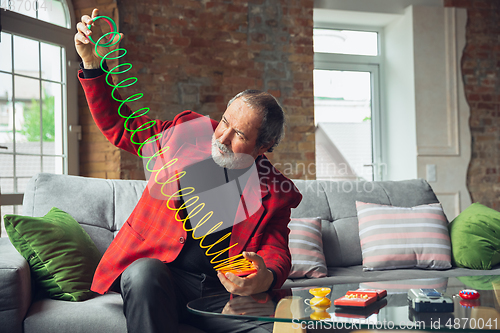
[288,217,327,278]
[360,278,448,294]
[356,201,452,271]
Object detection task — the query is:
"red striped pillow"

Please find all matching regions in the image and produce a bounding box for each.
[356,201,452,271]
[288,217,327,278]
[360,278,448,294]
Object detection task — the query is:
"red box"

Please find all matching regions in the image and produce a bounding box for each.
[353,288,387,300]
[334,289,387,308]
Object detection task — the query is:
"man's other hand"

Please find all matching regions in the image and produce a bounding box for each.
[217,252,274,296]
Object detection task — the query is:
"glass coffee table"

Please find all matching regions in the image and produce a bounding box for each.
[187,275,500,331]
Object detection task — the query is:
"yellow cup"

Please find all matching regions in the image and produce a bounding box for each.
[305,287,332,307]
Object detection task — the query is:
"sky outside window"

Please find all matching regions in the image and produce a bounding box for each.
[314,29,378,56]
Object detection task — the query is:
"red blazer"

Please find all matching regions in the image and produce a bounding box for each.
[79,71,302,294]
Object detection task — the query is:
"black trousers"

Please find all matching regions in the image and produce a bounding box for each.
[118,258,274,333]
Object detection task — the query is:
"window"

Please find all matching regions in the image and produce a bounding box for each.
[314,27,383,182]
[313,29,378,56]
[0,32,65,196]
[0,6,78,237]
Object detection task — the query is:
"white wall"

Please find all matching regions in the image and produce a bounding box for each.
[314,0,443,14]
[412,7,471,219]
[382,6,418,181]
[313,1,472,218]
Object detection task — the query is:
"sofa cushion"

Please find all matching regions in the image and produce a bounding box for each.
[290,180,331,220]
[22,173,147,255]
[23,294,127,333]
[449,203,500,270]
[4,207,102,301]
[288,218,327,278]
[356,201,451,271]
[291,179,440,268]
[321,217,362,267]
[0,238,32,333]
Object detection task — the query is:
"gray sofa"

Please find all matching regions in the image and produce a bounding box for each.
[1,173,499,333]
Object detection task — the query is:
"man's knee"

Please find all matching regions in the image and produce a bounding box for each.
[121,258,171,294]
[119,259,181,331]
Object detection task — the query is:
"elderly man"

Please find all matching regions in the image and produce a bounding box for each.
[75,8,302,333]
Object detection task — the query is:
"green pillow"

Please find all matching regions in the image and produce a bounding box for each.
[4,207,102,301]
[448,203,500,270]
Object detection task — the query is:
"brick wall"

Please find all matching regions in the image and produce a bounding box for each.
[74,1,121,179]
[444,0,500,210]
[75,0,315,181]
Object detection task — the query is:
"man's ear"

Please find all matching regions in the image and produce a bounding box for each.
[257,143,273,155]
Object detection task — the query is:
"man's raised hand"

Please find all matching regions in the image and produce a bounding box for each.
[74,8,123,69]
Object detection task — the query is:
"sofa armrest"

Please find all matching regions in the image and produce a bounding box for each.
[0,237,32,333]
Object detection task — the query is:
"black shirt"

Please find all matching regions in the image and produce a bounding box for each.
[169,157,252,277]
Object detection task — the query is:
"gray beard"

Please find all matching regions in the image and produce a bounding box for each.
[211,137,254,169]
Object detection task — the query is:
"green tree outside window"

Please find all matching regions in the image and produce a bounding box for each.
[20,92,55,142]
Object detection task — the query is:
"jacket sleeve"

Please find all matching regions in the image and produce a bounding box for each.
[257,186,302,289]
[78,70,172,157]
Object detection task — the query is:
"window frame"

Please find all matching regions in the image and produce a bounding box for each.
[313,22,386,181]
[0,7,79,209]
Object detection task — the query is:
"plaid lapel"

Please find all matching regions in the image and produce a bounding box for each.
[230,161,270,256]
